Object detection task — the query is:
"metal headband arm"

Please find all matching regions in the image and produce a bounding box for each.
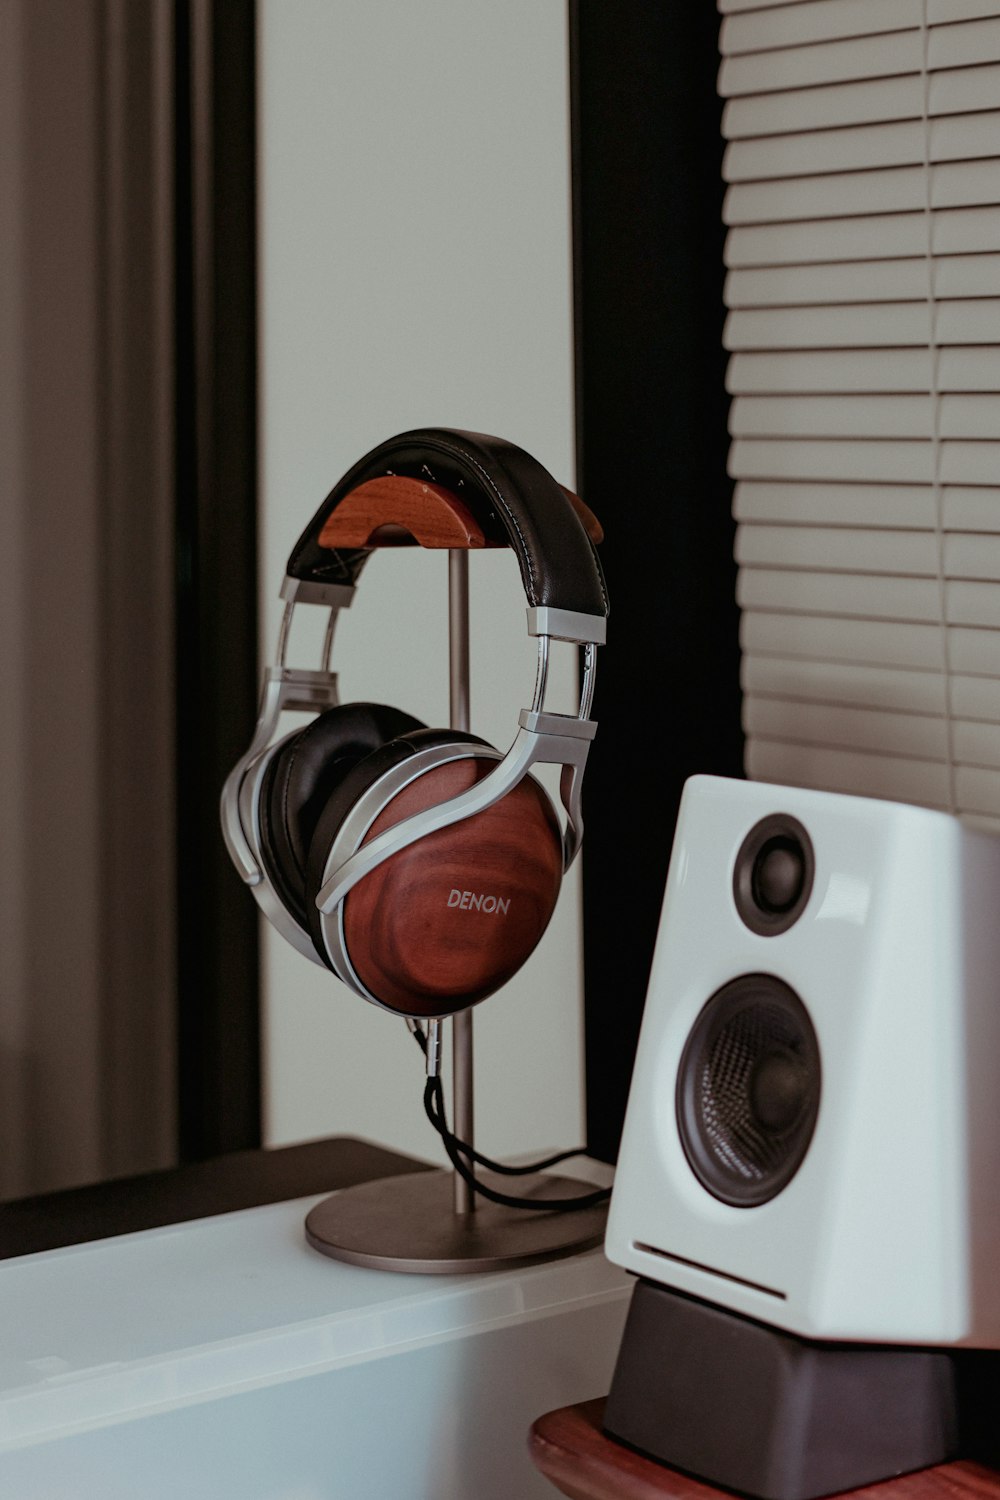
[314,702,597,918]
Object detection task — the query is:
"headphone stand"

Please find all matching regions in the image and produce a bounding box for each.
[303,550,608,1273]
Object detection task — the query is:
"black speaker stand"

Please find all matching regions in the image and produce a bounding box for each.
[604,1280,968,1500]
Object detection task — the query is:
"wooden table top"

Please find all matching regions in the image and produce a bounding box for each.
[528,1399,1000,1500]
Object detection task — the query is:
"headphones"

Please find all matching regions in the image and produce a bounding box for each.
[221,427,608,1021]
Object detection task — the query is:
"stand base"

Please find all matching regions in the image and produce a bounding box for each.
[604,1280,960,1500]
[304,1168,608,1274]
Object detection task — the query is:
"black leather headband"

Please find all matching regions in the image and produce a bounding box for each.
[285,427,609,619]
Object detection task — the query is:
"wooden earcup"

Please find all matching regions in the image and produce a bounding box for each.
[257,702,425,929]
[304,730,563,1017]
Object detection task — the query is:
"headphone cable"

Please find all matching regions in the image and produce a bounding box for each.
[411,1022,612,1213]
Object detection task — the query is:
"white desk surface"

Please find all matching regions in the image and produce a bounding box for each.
[0,1186,630,1452]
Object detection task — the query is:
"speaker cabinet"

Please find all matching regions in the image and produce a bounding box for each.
[605,774,1000,1347]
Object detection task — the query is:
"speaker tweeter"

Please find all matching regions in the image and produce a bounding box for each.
[733,814,814,936]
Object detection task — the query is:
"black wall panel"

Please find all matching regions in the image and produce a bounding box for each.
[571,2,745,1162]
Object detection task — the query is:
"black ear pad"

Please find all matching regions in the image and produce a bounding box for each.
[303,726,492,969]
[258,702,425,931]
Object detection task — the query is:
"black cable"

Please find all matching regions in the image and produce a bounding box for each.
[411,1021,611,1210]
[421,1073,612,1214]
[424,1074,592,1176]
[411,1020,598,1178]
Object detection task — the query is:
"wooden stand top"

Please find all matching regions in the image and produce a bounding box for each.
[317,473,603,550]
[528,1400,1000,1500]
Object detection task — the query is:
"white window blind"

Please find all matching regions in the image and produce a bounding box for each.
[720,0,1000,830]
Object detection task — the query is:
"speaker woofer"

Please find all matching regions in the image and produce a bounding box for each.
[677,974,820,1207]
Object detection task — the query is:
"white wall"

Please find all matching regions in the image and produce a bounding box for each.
[257,0,583,1165]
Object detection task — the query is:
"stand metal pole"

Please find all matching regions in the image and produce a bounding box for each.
[448,550,475,1215]
[302,543,609,1271]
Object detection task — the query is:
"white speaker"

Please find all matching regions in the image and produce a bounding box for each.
[605,773,1000,1348]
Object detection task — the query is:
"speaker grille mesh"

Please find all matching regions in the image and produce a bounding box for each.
[701,1002,807,1180]
[677,975,820,1207]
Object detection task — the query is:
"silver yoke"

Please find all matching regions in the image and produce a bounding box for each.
[221,580,356,884]
[220,664,342,885]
